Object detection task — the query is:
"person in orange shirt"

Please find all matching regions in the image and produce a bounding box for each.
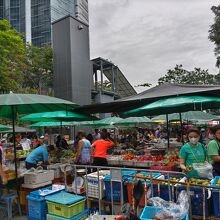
[91,129,114,166]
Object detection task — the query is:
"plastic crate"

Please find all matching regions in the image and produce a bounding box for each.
[104,176,127,202]
[46,209,89,220]
[210,176,220,217]
[176,186,210,217]
[150,164,177,171]
[127,172,161,207]
[27,195,47,220]
[46,192,86,218]
[84,171,110,199]
[140,206,188,220]
[152,175,181,201]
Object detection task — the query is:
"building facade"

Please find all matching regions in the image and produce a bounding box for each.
[0,0,88,47]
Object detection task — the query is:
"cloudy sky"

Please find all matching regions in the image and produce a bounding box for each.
[88,0,219,93]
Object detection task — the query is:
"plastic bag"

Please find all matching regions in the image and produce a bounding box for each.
[192,162,213,179]
[148,190,189,220]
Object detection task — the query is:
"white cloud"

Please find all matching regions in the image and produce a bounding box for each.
[89,0,219,93]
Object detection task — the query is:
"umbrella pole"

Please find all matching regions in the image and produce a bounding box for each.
[73,125,76,139]
[11,105,19,197]
[179,113,184,144]
[166,114,170,148]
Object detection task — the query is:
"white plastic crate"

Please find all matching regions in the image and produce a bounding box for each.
[24,170,54,184]
[47,164,62,179]
[84,170,110,199]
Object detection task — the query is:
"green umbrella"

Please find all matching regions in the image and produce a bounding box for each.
[0,124,12,132]
[19,110,93,122]
[124,96,220,117]
[114,116,151,127]
[2,125,36,133]
[29,121,83,127]
[151,111,218,122]
[92,116,121,126]
[0,92,77,188]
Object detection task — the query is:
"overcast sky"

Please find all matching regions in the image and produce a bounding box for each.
[88,0,219,93]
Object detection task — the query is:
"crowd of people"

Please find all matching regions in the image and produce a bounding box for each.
[179,125,220,177]
[1,124,220,184]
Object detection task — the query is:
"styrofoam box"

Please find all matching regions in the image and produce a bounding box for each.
[84,170,110,199]
[24,170,55,185]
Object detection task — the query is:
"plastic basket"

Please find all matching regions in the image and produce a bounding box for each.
[150,165,177,171]
[140,206,188,220]
[176,186,210,217]
[27,195,47,220]
[210,176,220,217]
[30,186,64,200]
[152,175,181,201]
[45,192,85,218]
[46,209,89,220]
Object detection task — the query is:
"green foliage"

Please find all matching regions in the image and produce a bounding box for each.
[209,4,220,68]
[24,44,53,94]
[0,20,26,93]
[158,64,218,85]
[0,20,53,94]
[96,80,112,92]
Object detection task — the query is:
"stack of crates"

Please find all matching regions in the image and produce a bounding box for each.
[104,170,136,202]
[126,172,161,207]
[27,186,64,220]
[153,175,183,201]
[45,191,88,220]
[84,170,110,199]
[211,176,220,218]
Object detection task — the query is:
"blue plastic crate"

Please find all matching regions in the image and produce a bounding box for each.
[30,186,64,200]
[210,176,220,217]
[140,206,188,220]
[152,175,180,201]
[104,176,128,202]
[45,192,85,205]
[176,186,210,217]
[27,195,47,220]
[46,209,89,220]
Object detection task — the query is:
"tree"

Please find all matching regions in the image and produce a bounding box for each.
[158,65,216,85]
[0,20,27,93]
[23,44,53,94]
[209,4,220,69]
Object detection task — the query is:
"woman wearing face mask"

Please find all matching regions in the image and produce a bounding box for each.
[207,125,220,176]
[179,128,206,178]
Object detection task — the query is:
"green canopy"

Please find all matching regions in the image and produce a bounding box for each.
[0,92,77,118]
[124,96,220,117]
[92,116,121,126]
[0,92,77,186]
[29,121,86,127]
[2,125,36,133]
[114,116,151,127]
[0,124,12,132]
[19,110,93,122]
[151,111,218,122]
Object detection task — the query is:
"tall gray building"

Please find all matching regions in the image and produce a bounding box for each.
[0,0,88,47]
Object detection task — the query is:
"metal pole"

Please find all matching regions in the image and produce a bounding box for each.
[12,105,20,199]
[166,114,170,148]
[100,60,103,93]
[112,66,115,93]
[179,113,184,144]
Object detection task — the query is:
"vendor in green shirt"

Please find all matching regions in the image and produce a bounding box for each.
[179,128,206,178]
[207,125,220,176]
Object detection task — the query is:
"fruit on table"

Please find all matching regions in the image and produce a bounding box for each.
[189,178,210,185]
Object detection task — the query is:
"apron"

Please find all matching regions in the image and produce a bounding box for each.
[212,140,220,176]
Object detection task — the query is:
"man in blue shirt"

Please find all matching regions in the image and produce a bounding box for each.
[25,145,55,169]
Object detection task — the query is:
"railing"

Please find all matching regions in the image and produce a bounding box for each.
[61,164,219,220]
